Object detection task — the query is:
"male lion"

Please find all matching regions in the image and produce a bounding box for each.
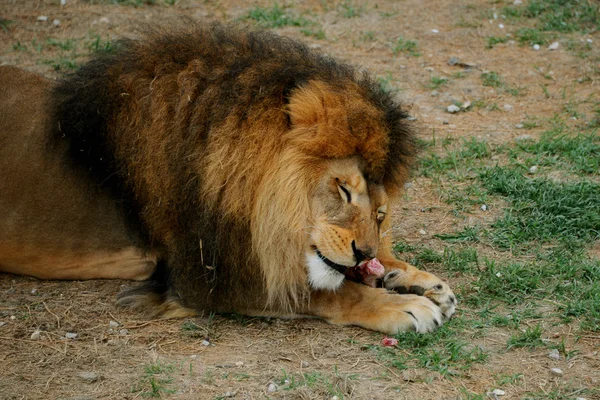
[0,22,456,334]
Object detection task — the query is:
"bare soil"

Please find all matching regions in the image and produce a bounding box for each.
[1,0,599,399]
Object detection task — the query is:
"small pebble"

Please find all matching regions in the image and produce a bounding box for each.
[267,383,278,393]
[53,19,61,26]
[446,104,461,113]
[586,38,592,43]
[301,361,310,368]
[234,361,244,367]
[576,398,587,400]
[0,322,6,328]
[119,329,129,335]
[515,123,524,129]
[60,0,66,4]
[514,0,522,4]
[37,16,48,22]
[190,354,198,359]
[10,315,16,320]
[31,289,38,295]
[404,182,413,189]
[442,120,449,125]
[109,320,119,328]
[201,339,210,346]
[548,349,560,360]
[492,389,506,396]
[529,165,538,174]
[418,229,427,236]
[496,272,502,278]
[431,29,439,33]
[77,372,99,383]
[550,367,563,376]
[31,330,42,340]
[65,332,78,339]
[548,41,559,50]
[331,397,340,400]
[498,24,504,29]
[481,205,488,211]
[533,44,541,50]
[503,104,513,112]
[222,392,235,398]
[430,90,439,97]
[447,57,460,66]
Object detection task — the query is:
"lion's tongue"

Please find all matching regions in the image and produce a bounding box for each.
[344,258,385,287]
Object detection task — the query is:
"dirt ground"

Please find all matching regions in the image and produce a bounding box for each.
[1,0,599,399]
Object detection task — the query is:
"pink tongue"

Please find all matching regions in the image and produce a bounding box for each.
[360,258,385,278]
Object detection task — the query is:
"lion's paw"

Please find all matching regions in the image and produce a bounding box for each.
[383,269,457,321]
[375,293,443,334]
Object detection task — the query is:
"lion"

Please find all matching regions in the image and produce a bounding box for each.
[0,22,456,334]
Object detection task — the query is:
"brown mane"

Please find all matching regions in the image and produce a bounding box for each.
[50,21,416,315]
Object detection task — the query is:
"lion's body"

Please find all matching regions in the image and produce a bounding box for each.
[0,23,456,333]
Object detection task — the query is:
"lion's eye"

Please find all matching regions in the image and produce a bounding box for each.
[336,180,352,203]
[377,211,386,222]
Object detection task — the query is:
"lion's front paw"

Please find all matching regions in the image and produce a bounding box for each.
[383,269,457,321]
[351,291,444,334]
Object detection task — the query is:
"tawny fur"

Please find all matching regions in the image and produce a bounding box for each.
[0,22,457,333]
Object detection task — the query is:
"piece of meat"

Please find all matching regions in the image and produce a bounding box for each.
[344,258,385,287]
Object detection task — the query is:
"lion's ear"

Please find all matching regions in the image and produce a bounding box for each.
[286,80,330,128]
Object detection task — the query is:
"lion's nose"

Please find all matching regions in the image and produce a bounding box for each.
[352,241,376,263]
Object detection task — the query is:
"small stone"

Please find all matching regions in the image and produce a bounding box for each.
[222,392,236,398]
[301,361,310,368]
[533,44,541,50]
[529,165,538,174]
[31,288,38,295]
[496,272,502,278]
[425,67,434,72]
[446,104,461,113]
[550,367,563,376]
[190,354,198,359]
[503,104,513,112]
[403,182,413,189]
[109,320,119,328]
[586,38,593,43]
[65,332,78,339]
[447,57,460,66]
[77,372,99,383]
[514,0,522,4]
[52,19,61,26]
[492,389,506,396]
[119,329,129,335]
[201,339,210,346]
[331,397,340,400]
[234,361,244,367]
[418,229,427,236]
[515,123,524,129]
[576,398,587,400]
[499,24,504,29]
[431,29,439,33]
[98,17,110,24]
[430,90,439,97]
[309,44,321,49]
[548,349,560,360]
[10,315,16,320]
[548,41,559,50]
[481,205,488,211]
[0,322,6,328]
[267,383,278,393]
[31,330,42,340]
[37,16,48,22]
[60,0,66,4]
[442,120,449,125]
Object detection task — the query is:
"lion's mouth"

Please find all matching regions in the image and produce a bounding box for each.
[313,248,353,275]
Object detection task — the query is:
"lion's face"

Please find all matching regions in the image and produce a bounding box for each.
[306,158,388,290]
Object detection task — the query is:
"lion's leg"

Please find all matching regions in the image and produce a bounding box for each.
[307,281,443,334]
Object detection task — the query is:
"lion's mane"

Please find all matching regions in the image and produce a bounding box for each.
[52,22,415,314]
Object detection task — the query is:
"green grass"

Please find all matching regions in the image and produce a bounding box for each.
[242,4,312,28]
[506,325,546,349]
[480,167,600,247]
[486,36,509,48]
[427,76,449,89]
[131,360,177,398]
[277,368,355,397]
[340,0,364,18]
[391,37,420,57]
[300,27,326,40]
